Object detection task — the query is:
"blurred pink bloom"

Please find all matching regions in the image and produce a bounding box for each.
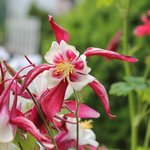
[134,10,150,37]
[107,31,122,52]
[22,15,138,123]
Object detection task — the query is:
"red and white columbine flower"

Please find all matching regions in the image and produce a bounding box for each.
[44,40,94,91]
[22,15,137,122]
[0,64,53,149]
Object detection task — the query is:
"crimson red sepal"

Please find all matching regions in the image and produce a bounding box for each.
[30,105,44,131]
[21,64,51,92]
[41,80,68,122]
[84,47,138,63]
[11,82,32,99]
[48,15,70,44]
[64,100,100,118]
[88,79,115,119]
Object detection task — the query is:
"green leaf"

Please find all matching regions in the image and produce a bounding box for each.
[109,77,148,97]
[14,131,37,150]
[124,76,146,91]
[109,82,133,96]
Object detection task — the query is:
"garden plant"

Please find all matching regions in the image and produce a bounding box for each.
[0,0,150,150]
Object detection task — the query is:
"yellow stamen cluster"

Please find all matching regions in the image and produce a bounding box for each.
[80,120,93,129]
[55,61,75,79]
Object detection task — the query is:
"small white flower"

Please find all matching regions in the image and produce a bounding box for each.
[64,118,99,147]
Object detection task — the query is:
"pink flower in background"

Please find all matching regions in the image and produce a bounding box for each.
[107,31,122,52]
[134,10,150,37]
[22,15,138,123]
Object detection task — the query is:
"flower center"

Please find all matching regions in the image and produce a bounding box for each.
[80,120,93,129]
[55,61,75,79]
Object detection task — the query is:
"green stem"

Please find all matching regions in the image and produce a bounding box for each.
[73,90,80,150]
[144,117,150,148]
[144,66,149,79]
[122,0,137,150]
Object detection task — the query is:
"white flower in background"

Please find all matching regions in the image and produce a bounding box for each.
[0,47,10,61]
[0,142,20,150]
[65,118,99,147]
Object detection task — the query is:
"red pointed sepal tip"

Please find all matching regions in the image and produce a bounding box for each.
[108,111,116,120]
[88,79,116,120]
[48,15,70,44]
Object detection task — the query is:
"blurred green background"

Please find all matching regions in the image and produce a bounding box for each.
[1,0,150,149]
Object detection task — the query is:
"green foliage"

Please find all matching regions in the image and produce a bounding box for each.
[97,0,114,8]
[109,76,147,96]
[14,131,37,150]
[109,81,133,96]
[137,147,150,150]
[110,76,150,103]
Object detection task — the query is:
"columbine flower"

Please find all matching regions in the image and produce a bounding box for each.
[55,117,99,150]
[0,64,53,149]
[44,40,93,91]
[134,10,150,37]
[22,15,138,122]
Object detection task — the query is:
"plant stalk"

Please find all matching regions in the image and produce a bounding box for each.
[122,0,137,150]
[144,117,150,148]
[73,90,80,150]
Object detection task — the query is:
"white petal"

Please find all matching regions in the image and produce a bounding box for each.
[65,118,77,140]
[10,143,20,150]
[0,142,11,150]
[69,74,94,91]
[64,85,73,99]
[43,70,62,89]
[77,55,91,74]
[0,142,20,150]
[0,123,14,143]
[33,72,48,96]
[44,41,60,64]
[60,40,79,59]
[0,47,10,61]
[82,129,99,147]
[0,106,14,142]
